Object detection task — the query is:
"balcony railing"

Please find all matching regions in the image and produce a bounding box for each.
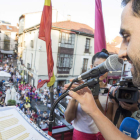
[27,63,31,70]
[57,67,70,74]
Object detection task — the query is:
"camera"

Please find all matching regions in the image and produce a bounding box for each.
[109,61,139,103]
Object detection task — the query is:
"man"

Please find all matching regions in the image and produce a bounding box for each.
[40,120,48,129]
[64,0,140,140]
[24,102,31,111]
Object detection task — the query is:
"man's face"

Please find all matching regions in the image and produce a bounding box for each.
[119,1,140,87]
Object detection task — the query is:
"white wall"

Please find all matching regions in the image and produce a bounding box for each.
[24,10,67,30]
[71,34,94,76]
[24,12,42,29]
[20,28,94,88]
[52,8,67,23]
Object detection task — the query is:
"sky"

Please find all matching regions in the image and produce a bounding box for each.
[0,0,123,41]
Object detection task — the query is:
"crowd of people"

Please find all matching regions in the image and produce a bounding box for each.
[0,57,63,130]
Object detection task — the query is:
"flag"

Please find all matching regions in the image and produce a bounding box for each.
[37,0,55,89]
[94,0,106,54]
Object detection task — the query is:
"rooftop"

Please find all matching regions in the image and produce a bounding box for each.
[107,36,122,54]
[0,25,18,32]
[52,21,94,36]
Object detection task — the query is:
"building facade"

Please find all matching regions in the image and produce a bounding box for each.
[0,21,18,57]
[17,12,94,88]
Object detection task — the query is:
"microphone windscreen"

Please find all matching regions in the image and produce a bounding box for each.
[119,117,140,139]
[105,54,123,71]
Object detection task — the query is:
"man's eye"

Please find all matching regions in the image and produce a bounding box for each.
[123,34,130,42]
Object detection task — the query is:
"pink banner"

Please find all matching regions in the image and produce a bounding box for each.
[94,0,106,54]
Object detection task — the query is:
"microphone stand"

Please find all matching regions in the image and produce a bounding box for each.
[48,78,99,136]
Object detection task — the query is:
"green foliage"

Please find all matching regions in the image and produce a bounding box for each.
[7,100,16,106]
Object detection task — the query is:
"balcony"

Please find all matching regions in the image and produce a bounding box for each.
[27,63,31,70]
[57,67,70,74]
[21,59,23,65]
[4,39,10,51]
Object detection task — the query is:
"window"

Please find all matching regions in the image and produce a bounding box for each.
[59,32,75,48]
[30,53,33,68]
[6,26,10,30]
[57,54,73,68]
[82,58,88,73]
[85,38,90,53]
[4,32,11,40]
[30,40,34,48]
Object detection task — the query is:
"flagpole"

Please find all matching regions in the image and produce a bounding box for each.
[49,85,55,125]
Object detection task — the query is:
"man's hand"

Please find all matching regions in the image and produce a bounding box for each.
[69,89,98,116]
[64,79,99,116]
[119,102,138,113]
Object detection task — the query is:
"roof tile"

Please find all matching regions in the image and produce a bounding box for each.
[52,21,94,35]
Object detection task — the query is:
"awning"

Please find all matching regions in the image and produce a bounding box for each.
[1,50,14,54]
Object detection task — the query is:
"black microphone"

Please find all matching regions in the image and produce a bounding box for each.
[73,54,123,82]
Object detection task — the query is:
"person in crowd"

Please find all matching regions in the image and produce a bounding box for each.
[33,120,38,127]
[10,66,14,75]
[25,95,30,103]
[37,110,42,121]
[42,111,48,120]
[31,110,35,116]
[57,85,60,94]
[18,73,21,81]
[18,83,21,93]
[111,87,139,128]
[5,86,11,105]
[32,111,38,120]
[34,92,38,102]
[24,102,31,111]
[0,98,5,107]
[40,120,48,129]
[40,92,45,102]
[19,94,24,101]
[16,91,21,103]
[21,88,25,95]
[19,101,24,110]
[44,87,48,99]
[30,116,34,121]
[32,86,36,93]
[65,49,115,140]
[43,98,47,106]
[58,90,62,97]
[28,91,33,102]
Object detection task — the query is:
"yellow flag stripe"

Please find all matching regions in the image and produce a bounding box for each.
[47,72,55,87]
[44,0,51,6]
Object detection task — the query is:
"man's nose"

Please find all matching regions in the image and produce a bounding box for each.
[118,42,127,59]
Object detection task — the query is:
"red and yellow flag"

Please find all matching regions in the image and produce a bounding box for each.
[37,0,55,89]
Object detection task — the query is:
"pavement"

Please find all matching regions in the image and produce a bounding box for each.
[31,99,50,114]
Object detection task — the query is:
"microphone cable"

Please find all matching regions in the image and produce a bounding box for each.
[48,78,99,136]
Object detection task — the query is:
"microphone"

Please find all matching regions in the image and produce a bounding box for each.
[119,117,140,139]
[73,54,123,82]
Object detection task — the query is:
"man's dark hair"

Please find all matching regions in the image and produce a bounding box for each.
[122,0,140,16]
